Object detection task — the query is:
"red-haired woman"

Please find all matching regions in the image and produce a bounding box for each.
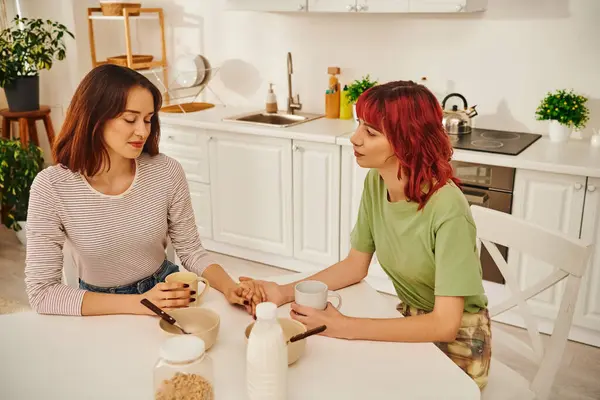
[25,64,262,317]
[241,80,491,388]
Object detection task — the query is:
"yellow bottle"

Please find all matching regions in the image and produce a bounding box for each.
[339,85,352,120]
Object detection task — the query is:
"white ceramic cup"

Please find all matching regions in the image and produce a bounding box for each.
[294,280,342,310]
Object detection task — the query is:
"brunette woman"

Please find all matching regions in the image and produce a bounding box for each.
[25,64,261,316]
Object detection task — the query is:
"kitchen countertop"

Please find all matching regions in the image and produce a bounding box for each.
[336,132,600,178]
[159,105,356,144]
[159,106,600,178]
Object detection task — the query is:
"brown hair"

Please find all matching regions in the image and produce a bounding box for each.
[53,64,163,176]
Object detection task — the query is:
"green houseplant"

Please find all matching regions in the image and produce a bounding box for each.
[0,138,44,243]
[535,89,589,143]
[345,75,378,124]
[0,15,74,112]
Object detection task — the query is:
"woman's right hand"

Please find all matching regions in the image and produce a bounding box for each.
[137,282,195,314]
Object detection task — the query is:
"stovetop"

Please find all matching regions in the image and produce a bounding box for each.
[449,128,542,156]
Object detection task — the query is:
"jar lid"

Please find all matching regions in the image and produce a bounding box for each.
[256,302,277,320]
[160,335,206,363]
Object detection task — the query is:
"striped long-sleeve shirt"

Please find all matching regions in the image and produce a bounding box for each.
[24,153,215,315]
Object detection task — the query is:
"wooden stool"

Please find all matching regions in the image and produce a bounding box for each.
[0,106,56,148]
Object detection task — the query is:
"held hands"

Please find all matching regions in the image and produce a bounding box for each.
[239,276,289,307]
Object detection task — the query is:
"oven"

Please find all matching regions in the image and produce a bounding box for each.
[451,161,516,284]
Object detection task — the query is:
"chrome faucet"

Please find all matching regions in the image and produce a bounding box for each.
[287,52,302,114]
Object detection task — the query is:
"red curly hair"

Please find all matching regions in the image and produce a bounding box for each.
[355,80,459,210]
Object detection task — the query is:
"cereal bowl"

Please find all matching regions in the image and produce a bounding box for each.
[158,307,220,350]
[244,318,307,365]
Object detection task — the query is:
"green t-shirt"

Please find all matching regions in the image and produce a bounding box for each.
[351,169,488,314]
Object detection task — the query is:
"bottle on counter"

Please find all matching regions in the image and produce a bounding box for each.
[154,336,215,400]
[339,85,352,120]
[246,302,288,400]
[325,66,341,119]
[266,83,278,113]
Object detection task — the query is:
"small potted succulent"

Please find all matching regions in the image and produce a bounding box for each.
[535,89,589,143]
[0,138,44,245]
[0,15,74,111]
[346,74,378,124]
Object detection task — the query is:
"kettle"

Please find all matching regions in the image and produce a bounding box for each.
[441,93,478,135]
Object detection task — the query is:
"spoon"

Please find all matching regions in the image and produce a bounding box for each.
[287,325,327,344]
[140,298,190,335]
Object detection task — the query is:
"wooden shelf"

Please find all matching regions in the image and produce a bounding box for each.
[88,15,159,20]
[95,60,167,71]
[87,7,169,100]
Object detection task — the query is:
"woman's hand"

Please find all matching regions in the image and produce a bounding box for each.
[290,302,352,339]
[224,284,260,315]
[138,282,195,314]
[239,276,289,307]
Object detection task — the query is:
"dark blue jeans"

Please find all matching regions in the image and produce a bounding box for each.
[78,259,180,294]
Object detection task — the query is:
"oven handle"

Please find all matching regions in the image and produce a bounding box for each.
[463,188,490,206]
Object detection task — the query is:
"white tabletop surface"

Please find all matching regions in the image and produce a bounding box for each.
[0,273,480,399]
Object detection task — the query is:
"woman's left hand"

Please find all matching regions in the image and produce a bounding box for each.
[290,302,351,339]
[224,281,265,315]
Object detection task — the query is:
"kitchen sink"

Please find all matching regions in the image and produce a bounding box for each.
[222,111,324,128]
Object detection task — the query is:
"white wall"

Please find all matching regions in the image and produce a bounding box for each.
[22,0,600,139]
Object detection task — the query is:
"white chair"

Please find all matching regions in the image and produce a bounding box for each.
[470,205,593,400]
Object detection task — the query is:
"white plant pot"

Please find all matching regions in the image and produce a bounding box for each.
[548,120,571,143]
[352,103,358,126]
[15,221,27,246]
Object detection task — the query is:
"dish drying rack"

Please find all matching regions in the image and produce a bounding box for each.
[141,65,224,113]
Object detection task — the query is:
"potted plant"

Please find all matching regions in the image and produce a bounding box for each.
[535,89,590,143]
[346,74,378,124]
[0,138,44,245]
[0,15,74,112]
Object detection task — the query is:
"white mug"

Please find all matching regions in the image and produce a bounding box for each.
[294,280,342,311]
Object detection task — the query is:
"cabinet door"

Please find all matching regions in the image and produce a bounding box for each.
[576,177,600,332]
[209,132,293,256]
[226,0,308,11]
[292,141,341,266]
[510,170,586,321]
[308,0,357,12]
[339,147,388,282]
[410,0,487,12]
[160,126,210,184]
[188,182,212,240]
[359,0,409,12]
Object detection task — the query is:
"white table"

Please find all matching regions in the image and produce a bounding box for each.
[0,273,480,399]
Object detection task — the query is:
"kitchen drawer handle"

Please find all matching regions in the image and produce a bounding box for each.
[575,183,583,191]
[297,4,305,10]
[292,145,301,152]
[347,4,356,11]
[588,185,597,192]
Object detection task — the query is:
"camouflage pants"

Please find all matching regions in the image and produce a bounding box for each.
[397,303,492,389]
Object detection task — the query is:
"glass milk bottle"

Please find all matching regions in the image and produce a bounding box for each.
[246,302,288,400]
[154,335,215,400]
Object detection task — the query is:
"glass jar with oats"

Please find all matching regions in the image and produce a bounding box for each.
[154,336,215,400]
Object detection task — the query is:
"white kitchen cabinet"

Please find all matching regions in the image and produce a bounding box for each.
[160,125,210,184]
[339,147,394,293]
[309,0,409,12]
[292,141,341,266]
[510,169,586,322]
[409,0,487,12]
[208,132,294,257]
[188,182,212,240]
[226,0,308,12]
[576,177,600,333]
